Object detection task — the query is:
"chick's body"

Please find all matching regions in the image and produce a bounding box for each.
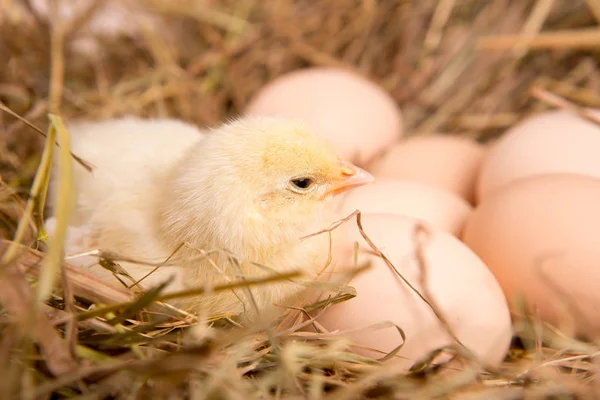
[50,117,206,294]
[50,116,373,319]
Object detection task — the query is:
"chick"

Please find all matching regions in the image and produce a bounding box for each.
[48,115,374,319]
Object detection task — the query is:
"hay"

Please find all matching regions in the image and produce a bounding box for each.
[2,0,600,398]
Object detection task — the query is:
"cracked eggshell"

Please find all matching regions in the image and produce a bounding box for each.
[477,109,600,203]
[338,178,472,236]
[370,135,485,204]
[316,214,512,370]
[244,67,403,166]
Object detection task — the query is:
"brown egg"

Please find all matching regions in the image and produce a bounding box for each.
[369,135,485,203]
[476,109,600,202]
[463,173,600,339]
[316,214,512,369]
[244,67,402,166]
[338,178,472,236]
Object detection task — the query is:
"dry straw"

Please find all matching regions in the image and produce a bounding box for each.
[2,0,600,398]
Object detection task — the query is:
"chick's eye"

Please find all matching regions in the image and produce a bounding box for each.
[291,178,313,190]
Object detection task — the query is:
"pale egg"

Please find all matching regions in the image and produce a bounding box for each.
[463,173,600,339]
[244,67,403,166]
[476,109,600,202]
[369,135,485,203]
[316,214,512,370]
[338,178,471,236]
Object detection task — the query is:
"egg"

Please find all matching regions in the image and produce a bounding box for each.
[339,178,472,236]
[316,214,512,370]
[463,173,600,339]
[369,135,485,203]
[244,67,402,166]
[476,109,600,202]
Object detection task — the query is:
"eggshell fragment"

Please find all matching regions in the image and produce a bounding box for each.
[244,67,403,166]
[317,214,512,369]
[370,135,485,203]
[339,178,472,236]
[476,109,600,202]
[463,173,600,339]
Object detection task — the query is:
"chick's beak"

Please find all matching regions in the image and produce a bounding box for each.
[323,161,375,198]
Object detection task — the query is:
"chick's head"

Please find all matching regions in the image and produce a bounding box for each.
[227,117,374,222]
[159,116,374,262]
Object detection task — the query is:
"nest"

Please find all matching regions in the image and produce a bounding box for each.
[2,0,600,398]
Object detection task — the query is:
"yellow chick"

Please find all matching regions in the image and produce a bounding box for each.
[48,115,374,319]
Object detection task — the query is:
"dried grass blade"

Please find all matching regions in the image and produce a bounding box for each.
[76,271,301,322]
[105,278,172,326]
[36,114,75,304]
[301,288,357,313]
[478,28,600,50]
[0,102,93,172]
[6,240,135,305]
[1,115,56,265]
[0,264,78,376]
[585,0,600,24]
